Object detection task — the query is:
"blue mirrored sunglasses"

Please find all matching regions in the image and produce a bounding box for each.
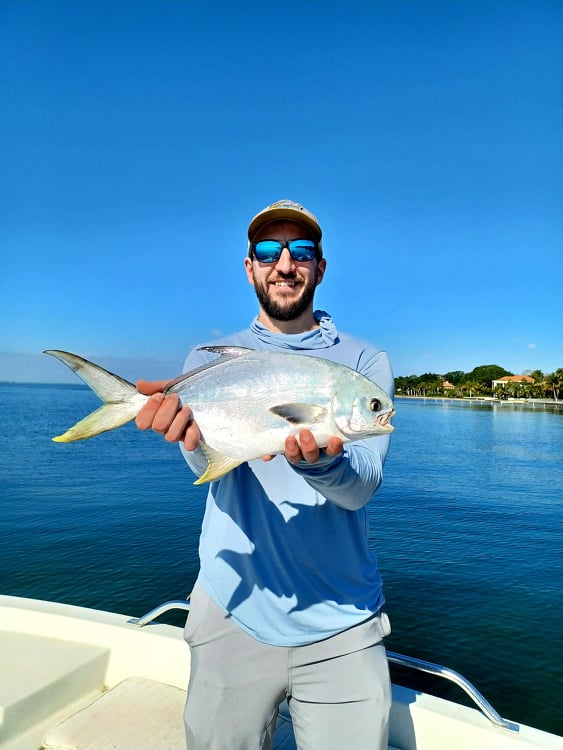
[249,239,319,263]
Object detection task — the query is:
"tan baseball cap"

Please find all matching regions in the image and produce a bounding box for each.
[247,199,323,243]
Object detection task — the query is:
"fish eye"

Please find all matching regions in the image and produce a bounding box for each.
[370,398,381,412]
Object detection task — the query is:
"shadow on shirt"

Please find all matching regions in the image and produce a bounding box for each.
[209,459,381,616]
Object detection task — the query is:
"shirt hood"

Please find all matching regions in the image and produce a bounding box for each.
[250,310,339,350]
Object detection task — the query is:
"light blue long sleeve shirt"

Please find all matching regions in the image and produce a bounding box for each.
[180,311,394,647]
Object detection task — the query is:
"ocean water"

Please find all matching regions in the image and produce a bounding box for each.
[1,384,562,736]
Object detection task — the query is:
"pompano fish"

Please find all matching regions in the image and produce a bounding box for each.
[44,347,394,485]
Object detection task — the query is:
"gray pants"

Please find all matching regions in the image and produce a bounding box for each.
[184,584,391,750]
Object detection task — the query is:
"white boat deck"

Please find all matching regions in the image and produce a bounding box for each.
[0,596,561,750]
[0,631,108,746]
[0,596,190,750]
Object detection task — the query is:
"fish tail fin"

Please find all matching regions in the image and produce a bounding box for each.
[50,401,141,442]
[43,350,148,442]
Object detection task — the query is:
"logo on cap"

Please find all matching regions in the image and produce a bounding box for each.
[269,200,306,211]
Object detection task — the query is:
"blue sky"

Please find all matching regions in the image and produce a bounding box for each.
[1,0,561,384]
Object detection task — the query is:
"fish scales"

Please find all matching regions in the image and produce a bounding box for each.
[170,353,342,461]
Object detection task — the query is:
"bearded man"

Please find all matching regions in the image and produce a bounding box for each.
[136,199,395,750]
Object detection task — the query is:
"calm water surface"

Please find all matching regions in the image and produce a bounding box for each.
[1,385,562,735]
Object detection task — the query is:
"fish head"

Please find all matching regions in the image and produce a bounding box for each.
[333,384,395,439]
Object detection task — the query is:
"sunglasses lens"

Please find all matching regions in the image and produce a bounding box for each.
[252,239,318,263]
[287,239,316,261]
[253,240,282,263]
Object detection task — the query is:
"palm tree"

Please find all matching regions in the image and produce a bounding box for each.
[545,369,563,401]
[461,380,481,398]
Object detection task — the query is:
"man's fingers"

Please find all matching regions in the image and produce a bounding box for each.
[326,437,344,456]
[285,430,320,464]
[164,405,196,444]
[135,379,176,432]
[284,431,344,465]
[183,421,201,452]
[136,393,165,431]
[151,393,182,433]
[136,379,173,396]
[284,435,302,464]
[134,379,201,450]
[298,430,320,463]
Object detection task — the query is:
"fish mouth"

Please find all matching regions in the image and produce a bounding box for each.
[377,409,395,427]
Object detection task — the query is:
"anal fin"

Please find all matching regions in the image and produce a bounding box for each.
[194,443,244,485]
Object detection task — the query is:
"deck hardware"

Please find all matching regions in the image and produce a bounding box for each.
[127,599,191,626]
[387,651,519,732]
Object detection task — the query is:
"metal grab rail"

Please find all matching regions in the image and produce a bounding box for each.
[127,599,191,627]
[387,651,519,733]
[129,601,519,733]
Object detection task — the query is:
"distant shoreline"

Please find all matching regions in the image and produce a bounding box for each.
[396,394,561,407]
[0,381,87,388]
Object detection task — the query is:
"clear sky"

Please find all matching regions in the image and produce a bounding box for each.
[1,0,561,384]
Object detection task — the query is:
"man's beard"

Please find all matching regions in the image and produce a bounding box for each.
[253,274,317,322]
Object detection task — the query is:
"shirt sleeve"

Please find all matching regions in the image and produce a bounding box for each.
[288,348,394,510]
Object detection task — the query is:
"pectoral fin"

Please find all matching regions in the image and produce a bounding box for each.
[194,443,244,485]
[269,403,328,426]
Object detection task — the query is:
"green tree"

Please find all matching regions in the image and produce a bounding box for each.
[394,365,563,400]
[528,370,544,398]
[545,369,563,401]
[395,375,420,396]
[460,380,481,398]
[493,384,505,400]
[417,373,443,396]
[466,365,512,393]
[443,370,465,385]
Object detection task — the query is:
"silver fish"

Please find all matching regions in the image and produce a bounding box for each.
[44,347,394,485]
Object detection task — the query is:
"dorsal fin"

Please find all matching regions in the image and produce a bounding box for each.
[198,346,253,357]
[165,347,253,394]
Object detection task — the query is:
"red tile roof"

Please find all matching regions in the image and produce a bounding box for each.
[495,375,535,383]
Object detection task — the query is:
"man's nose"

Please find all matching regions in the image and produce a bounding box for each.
[274,246,295,273]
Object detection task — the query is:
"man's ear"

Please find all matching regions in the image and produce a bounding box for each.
[316,258,327,286]
[244,256,255,286]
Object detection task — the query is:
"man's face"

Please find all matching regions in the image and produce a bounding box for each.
[244,220,326,322]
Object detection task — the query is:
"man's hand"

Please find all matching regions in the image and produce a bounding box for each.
[135,380,200,451]
[262,429,343,465]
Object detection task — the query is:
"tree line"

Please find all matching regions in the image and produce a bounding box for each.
[395,365,563,401]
